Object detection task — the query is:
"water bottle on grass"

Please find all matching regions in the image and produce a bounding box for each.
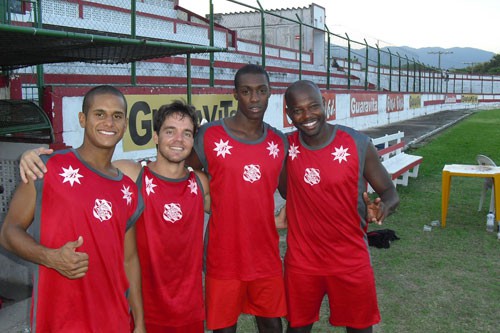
[486,212,494,232]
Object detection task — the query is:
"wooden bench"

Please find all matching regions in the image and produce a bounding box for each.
[368,131,423,192]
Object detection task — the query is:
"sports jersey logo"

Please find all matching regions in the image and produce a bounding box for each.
[266,141,280,158]
[243,164,261,183]
[304,168,321,186]
[332,145,350,163]
[288,143,300,161]
[121,185,133,205]
[93,199,113,222]
[188,179,198,194]
[163,203,183,223]
[214,139,233,158]
[145,175,157,195]
[59,165,83,186]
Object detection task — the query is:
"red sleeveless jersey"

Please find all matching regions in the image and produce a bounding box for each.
[194,120,287,280]
[285,126,373,275]
[136,166,205,327]
[32,149,143,332]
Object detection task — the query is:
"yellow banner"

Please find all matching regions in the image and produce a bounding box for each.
[123,94,237,152]
[461,94,478,104]
[409,94,421,109]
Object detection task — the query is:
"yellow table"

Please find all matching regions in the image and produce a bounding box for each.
[442,164,500,227]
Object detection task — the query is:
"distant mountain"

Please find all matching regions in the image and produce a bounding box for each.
[330,45,496,70]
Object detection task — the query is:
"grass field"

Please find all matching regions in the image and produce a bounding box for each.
[234,108,500,333]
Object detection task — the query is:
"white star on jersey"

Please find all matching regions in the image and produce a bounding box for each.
[188,179,198,194]
[332,145,350,163]
[59,166,83,186]
[121,185,133,205]
[145,175,157,196]
[288,144,300,160]
[267,141,280,158]
[214,139,233,158]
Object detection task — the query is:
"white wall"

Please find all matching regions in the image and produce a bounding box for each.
[60,93,500,162]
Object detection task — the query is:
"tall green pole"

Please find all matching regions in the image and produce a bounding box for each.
[187,54,192,104]
[428,67,431,92]
[325,25,331,90]
[388,48,392,92]
[209,0,214,86]
[412,58,416,92]
[346,33,351,90]
[433,70,436,92]
[405,55,409,92]
[36,0,44,105]
[418,62,422,92]
[296,14,302,80]
[376,44,380,91]
[396,52,401,92]
[364,39,368,90]
[131,0,137,86]
[257,1,265,68]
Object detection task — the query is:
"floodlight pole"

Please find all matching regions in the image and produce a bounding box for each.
[428,51,452,93]
[428,51,453,70]
[463,62,477,74]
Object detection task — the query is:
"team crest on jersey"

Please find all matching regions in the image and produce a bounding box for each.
[243,164,261,183]
[163,203,183,223]
[59,165,83,186]
[332,145,350,163]
[304,168,321,186]
[93,199,113,222]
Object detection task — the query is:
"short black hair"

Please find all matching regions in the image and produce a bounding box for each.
[284,80,321,107]
[82,85,127,115]
[234,64,270,89]
[153,100,197,136]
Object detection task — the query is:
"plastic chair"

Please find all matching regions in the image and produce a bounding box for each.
[476,154,496,213]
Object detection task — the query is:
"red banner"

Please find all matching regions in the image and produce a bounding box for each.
[350,93,379,117]
[386,94,404,113]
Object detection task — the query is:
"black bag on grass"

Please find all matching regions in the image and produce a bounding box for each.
[367,229,400,248]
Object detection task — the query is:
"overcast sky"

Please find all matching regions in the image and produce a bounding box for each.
[179,0,499,54]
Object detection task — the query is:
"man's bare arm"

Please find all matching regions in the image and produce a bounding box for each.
[0,181,89,279]
[124,225,145,333]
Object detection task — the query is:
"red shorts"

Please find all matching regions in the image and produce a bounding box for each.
[145,321,204,333]
[285,267,380,329]
[205,275,287,330]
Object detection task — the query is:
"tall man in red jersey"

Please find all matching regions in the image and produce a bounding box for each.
[0,85,146,332]
[279,80,400,333]
[187,64,288,333]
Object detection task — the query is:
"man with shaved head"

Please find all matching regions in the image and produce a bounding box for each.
[279,80,399,333]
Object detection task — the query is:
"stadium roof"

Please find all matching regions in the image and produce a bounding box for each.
[0,24,225,71]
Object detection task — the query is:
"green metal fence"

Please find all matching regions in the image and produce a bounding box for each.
[1,0,498,103]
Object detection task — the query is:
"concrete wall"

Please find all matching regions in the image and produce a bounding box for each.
[0,143,49,285]
[57,91,500,162]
